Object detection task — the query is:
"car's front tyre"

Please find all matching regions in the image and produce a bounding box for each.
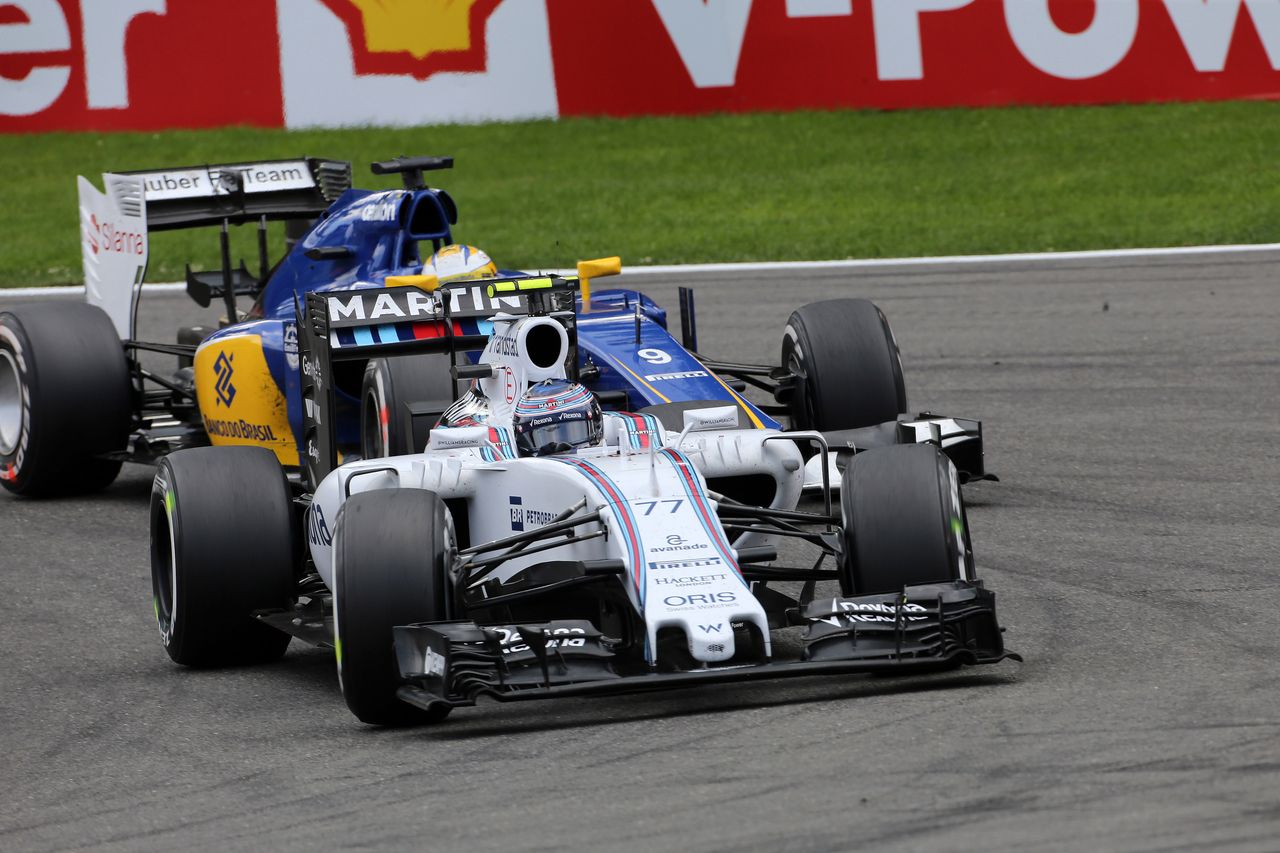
[780,298,907,432]
[838,444,973,596]
[333,488,454,726]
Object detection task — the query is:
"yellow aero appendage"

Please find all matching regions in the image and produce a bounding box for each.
[385,273,441,291]
[194,335,299,467]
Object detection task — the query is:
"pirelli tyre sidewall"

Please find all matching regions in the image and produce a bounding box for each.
[150,446,295,667]
[781,298,907,432]
[839,444,974,596]
[0,303,130,497]
[333,488,453,726]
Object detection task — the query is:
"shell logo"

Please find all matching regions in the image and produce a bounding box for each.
[318,0,504,80]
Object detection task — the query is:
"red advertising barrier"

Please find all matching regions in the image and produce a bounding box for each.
[0,0,282,132]
[2,0,1279,132]
[550,0,1280,115]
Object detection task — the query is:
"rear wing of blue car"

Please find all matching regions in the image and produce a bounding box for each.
[114,157,352,231]
[77,157,352,341]
[296,275,580,488]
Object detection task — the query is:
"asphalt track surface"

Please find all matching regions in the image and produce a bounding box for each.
[2,250,1278,852]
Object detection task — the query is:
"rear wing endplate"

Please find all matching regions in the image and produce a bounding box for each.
[77,157,351,340]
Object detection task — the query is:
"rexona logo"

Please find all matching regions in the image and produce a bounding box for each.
[318,0,503,80]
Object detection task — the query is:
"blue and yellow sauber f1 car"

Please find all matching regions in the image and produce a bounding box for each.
[1,155,989,498]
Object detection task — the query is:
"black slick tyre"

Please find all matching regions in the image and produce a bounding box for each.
[781,298,907,431]
[0,302,131,496]
[150,446,296,666]
[334,489,453,726]
[839,444,973,596]
[360,355,454,458]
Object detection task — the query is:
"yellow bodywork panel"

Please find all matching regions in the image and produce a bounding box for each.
[194,334,299,467]
[577,256,622,314]
[386,273,441,291]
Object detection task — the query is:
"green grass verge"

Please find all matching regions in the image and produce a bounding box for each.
[2,101,1279,287]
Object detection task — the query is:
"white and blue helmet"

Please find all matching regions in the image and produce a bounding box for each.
[512,380,602,457]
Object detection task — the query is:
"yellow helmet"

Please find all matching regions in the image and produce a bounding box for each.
[426,244,497,282]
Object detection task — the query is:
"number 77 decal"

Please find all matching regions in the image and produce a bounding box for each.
[634,499,684,515]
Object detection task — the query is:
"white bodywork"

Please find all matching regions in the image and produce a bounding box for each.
[308,313,805,666]
[77,173,147,340]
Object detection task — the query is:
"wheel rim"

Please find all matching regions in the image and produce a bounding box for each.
[0,349,23,456]
[150,495,178,641]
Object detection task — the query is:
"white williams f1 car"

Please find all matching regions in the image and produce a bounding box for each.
[150,273,1017,725]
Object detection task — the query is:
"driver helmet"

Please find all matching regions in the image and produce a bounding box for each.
[427,244,497,282]
[513,380,603,457]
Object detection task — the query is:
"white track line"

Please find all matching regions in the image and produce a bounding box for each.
[4,242,1279,298]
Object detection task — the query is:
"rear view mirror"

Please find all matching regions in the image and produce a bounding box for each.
[305,245,355,261]
[676,406,739,447]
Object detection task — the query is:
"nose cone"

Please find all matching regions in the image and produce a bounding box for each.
[689,623,736,663]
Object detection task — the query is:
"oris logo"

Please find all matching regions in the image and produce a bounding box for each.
[663,591,737,609]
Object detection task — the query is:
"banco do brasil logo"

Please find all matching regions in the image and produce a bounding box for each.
[213,352,236,407]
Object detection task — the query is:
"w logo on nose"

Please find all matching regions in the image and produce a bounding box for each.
[213,352,236,407]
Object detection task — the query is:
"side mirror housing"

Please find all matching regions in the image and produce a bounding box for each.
[305,245,356,261]
[676,406,740,447]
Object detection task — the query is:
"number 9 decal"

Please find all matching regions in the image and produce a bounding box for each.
[638,348,671,365]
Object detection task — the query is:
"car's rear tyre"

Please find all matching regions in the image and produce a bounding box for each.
[839,444,973,596]
[150,446,296,666]
[360,355,455,458]
[0,302,131,497]
[334,489,453,726]
[781,298,907,432]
